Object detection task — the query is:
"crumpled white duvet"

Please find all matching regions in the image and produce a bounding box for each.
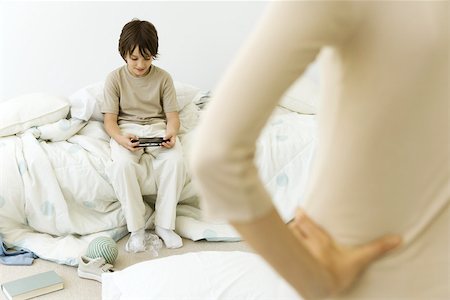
[255,108,317,222]
[0,119,238,266]
[0,107,316,266]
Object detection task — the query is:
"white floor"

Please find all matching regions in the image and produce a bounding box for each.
[0,236,251,300]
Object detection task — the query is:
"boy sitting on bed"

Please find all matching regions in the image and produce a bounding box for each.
[101,19,186,252]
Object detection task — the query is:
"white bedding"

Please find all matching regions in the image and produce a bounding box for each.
[0,92,316,266]
[0,114,242,265]
[102,251,302,300]
[256,108,316,222]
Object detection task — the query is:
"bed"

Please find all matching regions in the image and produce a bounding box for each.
[0,65,319,267]
[102,251,302,300]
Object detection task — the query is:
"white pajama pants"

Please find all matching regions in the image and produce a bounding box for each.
[106,122,186,233]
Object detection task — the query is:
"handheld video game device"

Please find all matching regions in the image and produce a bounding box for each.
[132,137,168,147]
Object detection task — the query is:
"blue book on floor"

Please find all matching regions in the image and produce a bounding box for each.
[1,270,64,300]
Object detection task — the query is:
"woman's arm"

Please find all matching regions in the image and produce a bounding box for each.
[232,208,400,298]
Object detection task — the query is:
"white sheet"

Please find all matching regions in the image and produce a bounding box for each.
[256,108,317,222]
[0,105,316,266]
[0,117,239,266]
[102,251,302,300]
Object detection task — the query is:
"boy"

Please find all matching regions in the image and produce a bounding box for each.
[102,19,185,252]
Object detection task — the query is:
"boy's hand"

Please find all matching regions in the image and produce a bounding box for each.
[117,133,140,151]
[162,132,176,149]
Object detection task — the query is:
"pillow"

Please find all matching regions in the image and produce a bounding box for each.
[69,81,105,122]
[278,62,320,114]
[178,101,199,136]
[69,81,202,122]
[0,93,70,137]
[173,81,202,110]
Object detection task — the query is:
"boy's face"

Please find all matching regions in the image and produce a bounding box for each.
[125,46,153,77]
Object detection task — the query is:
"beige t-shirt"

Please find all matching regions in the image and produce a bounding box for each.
[102,65,178,125]
[191,1,449,298]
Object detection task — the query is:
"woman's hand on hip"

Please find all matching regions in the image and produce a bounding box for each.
[289,209,402,296]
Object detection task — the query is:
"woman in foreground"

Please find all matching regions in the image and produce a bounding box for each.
[191,1,448,299]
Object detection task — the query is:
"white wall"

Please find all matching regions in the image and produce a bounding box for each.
[0,1,269,101]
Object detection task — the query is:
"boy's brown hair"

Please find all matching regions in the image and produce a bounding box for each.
[118,19,159,60]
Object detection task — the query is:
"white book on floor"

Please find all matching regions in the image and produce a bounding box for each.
[1,270,64,300]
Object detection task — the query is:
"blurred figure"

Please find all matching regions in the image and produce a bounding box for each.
[191,1,448,299]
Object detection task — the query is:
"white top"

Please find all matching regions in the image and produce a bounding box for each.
[191,1,449,298]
